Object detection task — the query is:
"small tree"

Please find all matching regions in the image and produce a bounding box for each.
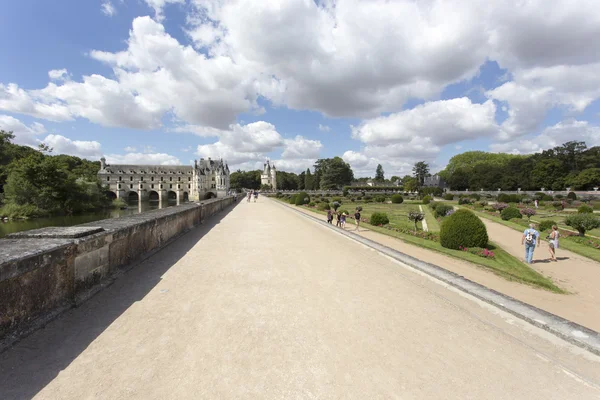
[332,201,341,211]
[520,208,536,221]
[492,202,509,212]
[408,211,425,231]
[564,214,600,237]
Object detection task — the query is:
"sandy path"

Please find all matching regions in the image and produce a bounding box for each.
[291,202,600,332]
[1,198,600,399]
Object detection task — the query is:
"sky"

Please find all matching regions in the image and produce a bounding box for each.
[1,0,600,178]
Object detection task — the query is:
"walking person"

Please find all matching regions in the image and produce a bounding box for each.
[247,191,252,202]
[254,191,259,202]
[336,211,342,227]
[354,208,361,231]
[327,209,333,224]
[534,199,539,209]
[521,223,540,264]
[341,212,347,229]
[548,225,560,262]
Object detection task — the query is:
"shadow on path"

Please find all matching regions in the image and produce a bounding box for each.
[0,201,239,400]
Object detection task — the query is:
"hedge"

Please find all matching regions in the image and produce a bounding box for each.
[422,195,432,205]
[440,209,488,250]
[538,220,556,232]
[578,205,593,214]
[391,194,404,204]
[501,206,522,221]
[370,212,390,226]
[434,204,454,218]
[295,192,310,206]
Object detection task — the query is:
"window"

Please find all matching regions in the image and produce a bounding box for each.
[178,177,181,182]
[119,176,122,181]
[107,176,110,181]
[177,184,180,189]
[188,177,191,181]
[188,184,190,189]
[141,177,144,181]
[151,184,154,189]
[118,184,121,189]
[130,176,133,181]
[212,177,215,181]
[140,184,143,189]
[160,184,163,189]
[170,184,173,189]
[151,177,154,181]
[130,184,133,189]
[170,177,172,181]
[160,177,163,182]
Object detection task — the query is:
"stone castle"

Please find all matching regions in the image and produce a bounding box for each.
[261,160,277,190]
[98,157,230,204]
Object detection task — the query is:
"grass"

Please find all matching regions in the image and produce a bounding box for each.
[341,201,424,231]
[466,207,600,264]
[279,199,564,293]
[421,204,440,232]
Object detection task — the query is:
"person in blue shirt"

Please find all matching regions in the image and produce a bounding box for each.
[521,224,540,264]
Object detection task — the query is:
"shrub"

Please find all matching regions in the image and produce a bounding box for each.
[440,209,488,250]
[458,197,473,205]
[342,189,349,197]
[497,193,521,203]
[317,202,330,211]
[443,193,454,201]
[478,201,488,207]
[391,194,404,204]
[332,197,342,203]
[429,201,439,211]
[370,212,390,226]
[564,214,600,237]
[522,198,532,205]
[578,205,593,214]
[471,193,481,201]
[111,198,128,209]
[275,192,283,198]
[295,192,310,206]
[554,194,564,199]
[501,206,522,220]
[332,201,341,211]
[434,204,454,218]
[567,192,577,200]
[356,196,362,201]
[408,211,425,230]
[594,202,600,211]
[492,202,509,212]
[520,208,536,221]
[375,196,386,203]
[364,195,373,202]
[552,201,563,209]
[308,202,316,207]
[289,194,297,204]
[422,195,432,205]
[538,220,556,232]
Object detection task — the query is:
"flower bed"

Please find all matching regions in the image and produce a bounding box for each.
[459,246,496,259]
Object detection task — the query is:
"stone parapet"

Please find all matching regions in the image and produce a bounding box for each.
[0,196,238,347]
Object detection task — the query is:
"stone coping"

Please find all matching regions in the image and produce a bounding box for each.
[0,238,74,281]
[8,226,105,239]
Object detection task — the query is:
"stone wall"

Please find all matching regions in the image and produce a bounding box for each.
[0,196,238,346]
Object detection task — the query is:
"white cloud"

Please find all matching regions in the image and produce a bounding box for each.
[0,114,46,146]
[281,135,322,159]
[143,0,185,21]
[124,146,137,152]
[318,124,330,132]
[105,152,181,165]
[101,1,116,17]
[271,158,316,174]
[342,150,414,178]
[48,69,69,81]
[490,120,600,154]
[0,83,72,122]
[42,134,103,159]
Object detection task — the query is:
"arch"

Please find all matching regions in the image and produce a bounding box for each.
[167,191,177,201]
[148,190,159,202]
[106,191,117,201]
[127,191,139,203]
[183,192,189,202]
[204,191,217,200]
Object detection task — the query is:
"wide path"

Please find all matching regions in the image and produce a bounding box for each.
[2,198,600,399]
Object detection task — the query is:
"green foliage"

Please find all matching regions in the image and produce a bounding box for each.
[434,204,454,218]
[538,220,556,232]
[317,157,354,189]
[375,196,386,203]
[332,201,341,210]
[497,193,522,203]
[578,204,594,214]
[407,211,425,230]
[567,191,577,200]
[443,193,454,200]
[0,203,48,219]
[422,195,432,204]
[569,168,600,190]
[111,198,128,209]
[317,202,330,211]
[440,209,489,250]
[413,161,430,186]
[391,194,404,204]
[375,164,385,182]
[260,184,272,191]
[458,197,473,205]
[276,171,300,190]
[501,206,522,221]
[294,192,310,205]
[370,212,390,226]
[230,170,261,189]
[289,194,297,204]
[593,202,600,211]
[564,214,600,237]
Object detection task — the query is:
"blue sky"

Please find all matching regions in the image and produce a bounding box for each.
[1,0,600,177]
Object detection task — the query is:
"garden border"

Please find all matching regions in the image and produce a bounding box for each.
[273,198,600,357]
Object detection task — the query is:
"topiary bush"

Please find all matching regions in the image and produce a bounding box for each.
[440,209,488,250]
[391,194,404,204]
[565,214,600,237]
[497,193,521,203]
[458,197,473,205]
[501,206,522,221]
[408,211,425,230]
[317,202,330,211]
[375,196,386,203]
[578,204,593,214]
[471,193,481,201]
[429,201,439,211]
[538,219,556,232]
[443,193,454,201]
[421,195,432,205]
[567,191,577,200]
[295,192,310,206]
[289,194,297,204]
[434,204,454,218]
[332,201,341,211]
[370,212,390,226]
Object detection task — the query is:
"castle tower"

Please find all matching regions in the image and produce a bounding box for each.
[270,163,277,191]
[261,160,276,190]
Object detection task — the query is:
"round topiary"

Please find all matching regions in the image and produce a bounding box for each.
[391,194,404,204]
[289,194,297,204]
[538,219,556,232]
[444,193,454,200]
[422,195,432,205]
[294,192,310,206]
[440,209,488,250]
[567,191,577,200]
[375,196,386,203]
[578,204,593,214]
[370,212,390,226]
[501,206,522,221]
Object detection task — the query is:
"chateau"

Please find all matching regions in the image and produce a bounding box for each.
[261,160,277,190]
[98,157,230,204]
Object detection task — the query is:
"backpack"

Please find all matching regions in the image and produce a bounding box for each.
[525,229,535,245]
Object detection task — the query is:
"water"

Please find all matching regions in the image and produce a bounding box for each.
[0,200,178,238]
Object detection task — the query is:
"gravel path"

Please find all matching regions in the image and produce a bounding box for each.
[1,199,600,399]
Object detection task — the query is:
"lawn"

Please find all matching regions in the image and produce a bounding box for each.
[338,201,425,231]
[278,199,564,293]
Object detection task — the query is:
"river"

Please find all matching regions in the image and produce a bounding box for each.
[0,200,179,238]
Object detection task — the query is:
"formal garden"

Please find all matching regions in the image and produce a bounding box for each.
[272,191,565,293]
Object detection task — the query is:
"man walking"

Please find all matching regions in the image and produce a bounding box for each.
[521,223,540,264]
[354,208,361,232]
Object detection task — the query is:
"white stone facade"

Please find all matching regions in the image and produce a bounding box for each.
[98,157,230,204]
[260,160,277,190]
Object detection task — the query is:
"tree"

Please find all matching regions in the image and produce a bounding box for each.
[319,157,354,189]
[403,176,418,192]
[390,175,400,183]
[229,170,260,190]
[297,171,306,190]
[564,214,600,237]
[569,168,600,190]
[412,161,430,186]
[304,168,314,190]
[375,164,385,182]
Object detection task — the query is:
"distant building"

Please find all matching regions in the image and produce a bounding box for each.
[423,174,447,188]
[261,160,277,190]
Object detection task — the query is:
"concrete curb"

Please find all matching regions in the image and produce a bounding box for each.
[274,199,600,357]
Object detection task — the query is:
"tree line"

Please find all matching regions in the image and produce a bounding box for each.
[438,141,600,191]
[0,130,111,218]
